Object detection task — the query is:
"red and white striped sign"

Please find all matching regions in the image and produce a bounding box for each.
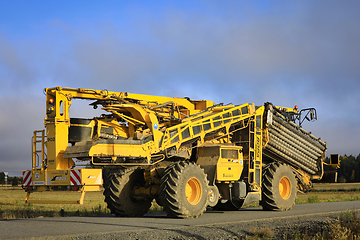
[70,170,81,185]
[23,170,32,186]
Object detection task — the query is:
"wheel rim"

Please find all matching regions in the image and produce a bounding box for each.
[279,176,291,200]
[185,177,202,205]
[208,189,215,203]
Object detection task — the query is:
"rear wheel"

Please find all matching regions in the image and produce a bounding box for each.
[159,161,209,218]
[261,162,297,211]
[103,168,152,217]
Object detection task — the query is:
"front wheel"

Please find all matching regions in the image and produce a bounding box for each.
[261,162,297,211]
[159,161,209,218]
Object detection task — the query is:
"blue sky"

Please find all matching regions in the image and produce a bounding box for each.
[1,1,359,176]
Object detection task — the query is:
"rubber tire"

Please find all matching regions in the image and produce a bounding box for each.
[261,162,297,211]
[208,185,220,207]
[157,162,178,207]
[103,168,152,217]
[159,161,209,218]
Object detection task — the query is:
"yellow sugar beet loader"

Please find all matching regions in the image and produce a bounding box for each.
[23,87,326,218]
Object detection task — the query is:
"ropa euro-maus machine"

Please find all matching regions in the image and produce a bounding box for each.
[23,87,326,218]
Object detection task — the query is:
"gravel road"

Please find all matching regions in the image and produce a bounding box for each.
[23,211,345,240]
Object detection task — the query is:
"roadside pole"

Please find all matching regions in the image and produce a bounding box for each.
[4,172,8,188]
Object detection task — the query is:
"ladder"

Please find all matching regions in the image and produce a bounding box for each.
[32,130,46,170]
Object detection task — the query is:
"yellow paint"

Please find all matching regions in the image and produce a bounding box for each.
[80,169,102,185]
[279,176,291,200]
[26,169,102,189]
[25,185,97,204]
[186,177,202,205]
[216,146,244,181]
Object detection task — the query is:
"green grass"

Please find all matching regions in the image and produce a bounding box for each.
[0,187,162,219]
[313,182,360,190]
[0,187,110,219]
[296,189,360,204]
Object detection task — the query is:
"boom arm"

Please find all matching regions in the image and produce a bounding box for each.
[44,86,216,169]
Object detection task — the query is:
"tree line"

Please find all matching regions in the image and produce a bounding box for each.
[328,154,360,183]
[0,172,21,186]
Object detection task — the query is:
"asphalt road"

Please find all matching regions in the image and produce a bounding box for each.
[1,201,360,239]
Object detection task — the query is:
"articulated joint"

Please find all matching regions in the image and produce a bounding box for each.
[133,185,159,196]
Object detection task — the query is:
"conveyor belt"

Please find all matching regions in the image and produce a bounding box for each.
[263,108,327,176]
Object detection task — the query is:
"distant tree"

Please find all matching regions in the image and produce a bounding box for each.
[350,170,356,182]
[12,177,19,186]
[338,176,346,183]
[0,172,4,185]
[337,154,360,183]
